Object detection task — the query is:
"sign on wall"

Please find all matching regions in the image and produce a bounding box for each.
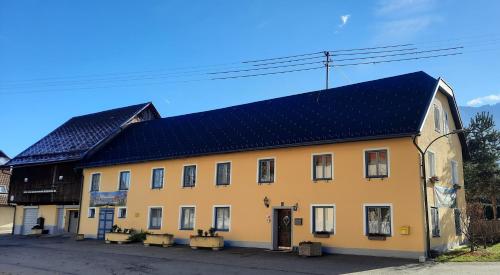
[89,191,127,207]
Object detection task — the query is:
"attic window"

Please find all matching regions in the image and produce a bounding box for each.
[434,105,441,132]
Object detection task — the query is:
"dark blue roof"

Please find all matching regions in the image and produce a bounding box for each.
[82,72,439,168]
[7,103,155,166]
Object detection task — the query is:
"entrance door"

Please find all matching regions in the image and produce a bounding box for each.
[56,208,65,233]
[67,210,79,233]
[276,209,292,248]
[97,208,114,240]
[22,208,38,235]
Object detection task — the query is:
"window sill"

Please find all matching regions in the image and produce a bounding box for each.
[367,234,389,240]
[180,228,194,231]
[216,184,230,187]
[182,186,196,189]
[366,176,388,180]
[313,178,333,182]
[313,232,333,238]
[151,187,163,190]
[258,182,274,185]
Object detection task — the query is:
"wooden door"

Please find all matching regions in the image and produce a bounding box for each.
[97,208,114,240]
[277,209,292,248]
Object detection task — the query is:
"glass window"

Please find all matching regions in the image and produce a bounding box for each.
[216,162,231,185]
[312,206,334,233]
[365,150,388,178]
[454,208,461,236]
[451,161,459,185]
[431,207,440,237]
[88,208,96,218]
[366,206,391,236]
[183,165,196,187]
[151,168,164,189]
[214,207,230,231]
[180,207,195,230]
[444,112,450,135]
[0,185,7,194]
[90,173,100,192]
[428,152,436,177]
[313,154,333,180]
[434,105,441,132]
[119,171,130,191]
[258,159,275,183]
[118,208,127,219]
[149,208,162,229]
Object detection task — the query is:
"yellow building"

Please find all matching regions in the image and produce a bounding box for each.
[78,72,466,259]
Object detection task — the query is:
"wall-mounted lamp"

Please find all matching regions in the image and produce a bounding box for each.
[24,178,28,183]
[58,175,64,181]
[292,203,299,211]
[263,196,270,208]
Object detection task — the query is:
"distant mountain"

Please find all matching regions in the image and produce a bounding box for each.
[459,104,500,128]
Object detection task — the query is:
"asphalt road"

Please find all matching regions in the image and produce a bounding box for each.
[0,235,498,275]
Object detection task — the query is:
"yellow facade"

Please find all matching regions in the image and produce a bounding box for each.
[13,204,79,234]
[78,88,465,259]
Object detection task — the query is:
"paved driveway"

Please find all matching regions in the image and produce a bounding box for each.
[0,235,498,274]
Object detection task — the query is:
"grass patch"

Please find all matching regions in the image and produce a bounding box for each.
[437,243,500,262]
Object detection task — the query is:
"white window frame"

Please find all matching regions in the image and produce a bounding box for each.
[444,111,450,135]
[434,104,441,133]
[310,204,336,234]
[256,157,276,184]
[181,164,197,188]
[428,150,436,177]
[214,161,232,186]
[311,153,334,181]
[362,203,393,236]
[451,160,459,185]
[150,167,165,189]
[0,185,7,194]
[212,205,231,232]
[89,172,101,192]
[117,207,127,219]
[88,207,96,218]
[178,205,196,230]
[362,148,390,178]
[117,170,131,191]
[147,206,164,230]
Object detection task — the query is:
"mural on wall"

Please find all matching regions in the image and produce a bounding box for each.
[89,191,127,207]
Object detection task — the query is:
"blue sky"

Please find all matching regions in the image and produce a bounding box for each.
[1,0,499,157]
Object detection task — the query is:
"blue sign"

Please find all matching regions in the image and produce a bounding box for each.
[90,191,127,207]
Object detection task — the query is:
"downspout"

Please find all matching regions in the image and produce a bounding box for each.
[76,169,84,235]
[412,134,432,259]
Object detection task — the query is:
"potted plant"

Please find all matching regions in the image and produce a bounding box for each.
[429,176,440,184]
[31,225,43,235]
[144,232,174,247]
[298,241,322,257]
[189,228,224,250]
[105,225,133,244]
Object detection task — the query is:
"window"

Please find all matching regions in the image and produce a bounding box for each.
[214,206,230,231]
[183,165,196,187]
[434,105,441,132]
[148,207,162,229]
[444,112,450,135]
[312,205,334,233]
[365,150,388,178]
[180,207,195,230]
[313,154,333,180]
[90,173,100,192]
[0,185,7,194]
[454,208,462,236]
[365,206,391,236]
[216,162,231,185]
[117,207,127,219]
[451,161,459,185]
[119,171,130,191]
[88,208,96,218]
[151,168,164,189]
[431,207,440,237]
[258,159,275,183]
[428,152,436,177]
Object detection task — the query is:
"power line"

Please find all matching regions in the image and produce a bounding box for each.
[211,66,324,80]
[332,46,463,62]
[330,52,463,67]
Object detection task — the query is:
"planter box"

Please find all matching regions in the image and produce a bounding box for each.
[313,232,331,238]
[144,234,174,247]
[30,229,43,235]
[75,234,85,241]
[299,242,322,257]
[189,236,224,250]
[105,232,132,244]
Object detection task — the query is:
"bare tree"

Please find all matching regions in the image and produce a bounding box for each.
[458,202,488,251]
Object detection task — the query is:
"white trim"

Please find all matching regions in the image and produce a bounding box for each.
[362,203,394,237]
[419,78,454,132]
[117,170,131,191]
[362,147,390,178]
[150,167,165,189]
[117,207,127,219]
[88,207,97,218]
[147,206,164,230]
[23,206,39,209]
[89,172,102,192]
[310,153,334,181]
[256,157,276,184]
[212,205,232,232]
[310,204,336,234]
[178,205,196,230]
[214,161,232,186]
[181,164,197,188]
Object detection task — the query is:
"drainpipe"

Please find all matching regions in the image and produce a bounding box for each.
[76,170,84,235]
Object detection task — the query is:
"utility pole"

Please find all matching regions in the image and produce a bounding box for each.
[324,51,331,89]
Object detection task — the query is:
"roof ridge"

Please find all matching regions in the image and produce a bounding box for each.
[70,102,150,119]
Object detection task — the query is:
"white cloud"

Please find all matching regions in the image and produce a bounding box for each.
[467,94,500,107]
[377,0,435,15]
[339,15,350,27]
